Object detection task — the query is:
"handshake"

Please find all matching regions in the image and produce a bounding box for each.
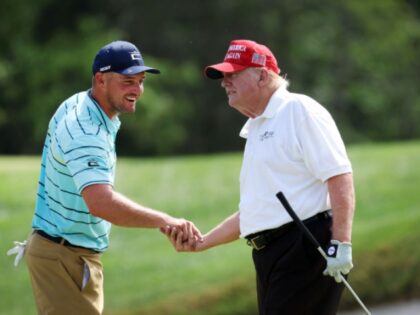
[159,212,240,253]
[159,218,205,252]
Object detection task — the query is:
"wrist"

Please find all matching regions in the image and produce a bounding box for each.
[331,239,352,245]
[331,234,352,243]
[159,213,177,228]
[195,234,213,252]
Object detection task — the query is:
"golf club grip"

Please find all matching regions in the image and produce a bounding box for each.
[276,192,321,248]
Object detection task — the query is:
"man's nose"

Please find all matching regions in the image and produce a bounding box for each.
[221,78,230,88]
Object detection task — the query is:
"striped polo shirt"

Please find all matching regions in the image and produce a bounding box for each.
[32,90,121,252]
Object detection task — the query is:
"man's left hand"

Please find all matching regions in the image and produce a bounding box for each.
[323,240,353,282]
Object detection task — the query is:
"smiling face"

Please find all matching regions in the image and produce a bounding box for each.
[221,68,265,118]
[94,72,146,118]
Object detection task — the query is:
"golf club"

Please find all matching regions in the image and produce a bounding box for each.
[276,191,372,315]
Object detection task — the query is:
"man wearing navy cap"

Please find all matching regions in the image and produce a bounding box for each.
[25,41,202,315]
[164,39,355,315]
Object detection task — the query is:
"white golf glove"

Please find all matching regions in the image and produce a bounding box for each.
[7,240,27,267]
[323,240,353,283]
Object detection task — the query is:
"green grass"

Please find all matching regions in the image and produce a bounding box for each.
[0,141,419,314]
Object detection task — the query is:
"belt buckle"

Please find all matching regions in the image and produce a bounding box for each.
[248,236,266,250]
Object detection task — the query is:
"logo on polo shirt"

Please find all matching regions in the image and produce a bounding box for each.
[87,159,100,167]
[259,131,274,141]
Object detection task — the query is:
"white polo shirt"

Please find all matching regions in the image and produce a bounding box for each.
[239,87,352,237]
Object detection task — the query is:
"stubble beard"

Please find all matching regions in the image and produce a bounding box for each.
[107,92,136,115]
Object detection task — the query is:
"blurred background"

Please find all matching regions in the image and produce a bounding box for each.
[0,0,419,156]
[0,0,419,314]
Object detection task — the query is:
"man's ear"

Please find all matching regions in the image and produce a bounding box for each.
[258,68,269,86]
[94,72,106,87]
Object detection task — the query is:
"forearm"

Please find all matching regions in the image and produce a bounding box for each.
[198,211,240,251]
[82,184,173,228]
[328,172,355,242]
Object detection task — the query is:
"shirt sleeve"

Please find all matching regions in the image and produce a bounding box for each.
[63,134,115,193]
[297,105,352,182]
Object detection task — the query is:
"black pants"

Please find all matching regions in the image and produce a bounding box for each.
[252,216,344,315]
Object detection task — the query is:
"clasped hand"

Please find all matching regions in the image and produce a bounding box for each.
[160,223,203,252]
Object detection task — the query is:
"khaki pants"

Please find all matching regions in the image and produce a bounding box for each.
[26,233,104,315]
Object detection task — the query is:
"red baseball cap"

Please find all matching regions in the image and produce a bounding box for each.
[205,39,280,79]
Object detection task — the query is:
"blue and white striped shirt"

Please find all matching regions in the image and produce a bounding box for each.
[32,90,121,252]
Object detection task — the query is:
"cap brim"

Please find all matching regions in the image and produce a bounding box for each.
[204,63,247,79]
[118,65,160,75]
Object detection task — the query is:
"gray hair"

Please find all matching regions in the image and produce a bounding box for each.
[269,71,289,90]
[248,67,289,90]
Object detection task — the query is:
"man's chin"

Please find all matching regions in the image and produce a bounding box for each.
[121,103,136,113]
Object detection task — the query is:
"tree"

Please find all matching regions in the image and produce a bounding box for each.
[0,0,419,155]
[0,0,120,153]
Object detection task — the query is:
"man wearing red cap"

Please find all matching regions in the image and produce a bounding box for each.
[164,39,355,314]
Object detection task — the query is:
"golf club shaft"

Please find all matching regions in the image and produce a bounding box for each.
[276,192,371,315]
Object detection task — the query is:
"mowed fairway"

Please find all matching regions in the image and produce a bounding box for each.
[0,141,419,315]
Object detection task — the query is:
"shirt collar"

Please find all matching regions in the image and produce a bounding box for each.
[86,89,121,134]
[239,86,289,138]
[259,85,289,119]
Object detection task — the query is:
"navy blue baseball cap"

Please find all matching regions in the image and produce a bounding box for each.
[92,40,160,75]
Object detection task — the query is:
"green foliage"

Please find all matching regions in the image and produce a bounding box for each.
[23,20,122,145]
[112,0,420,153]
[1,141,419,314]
[0,0,121,153]
[117,59,200,156]
[340,233,420,309]
[338,141,420,309]
[1,1,419,155]
[286,0,420,142]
